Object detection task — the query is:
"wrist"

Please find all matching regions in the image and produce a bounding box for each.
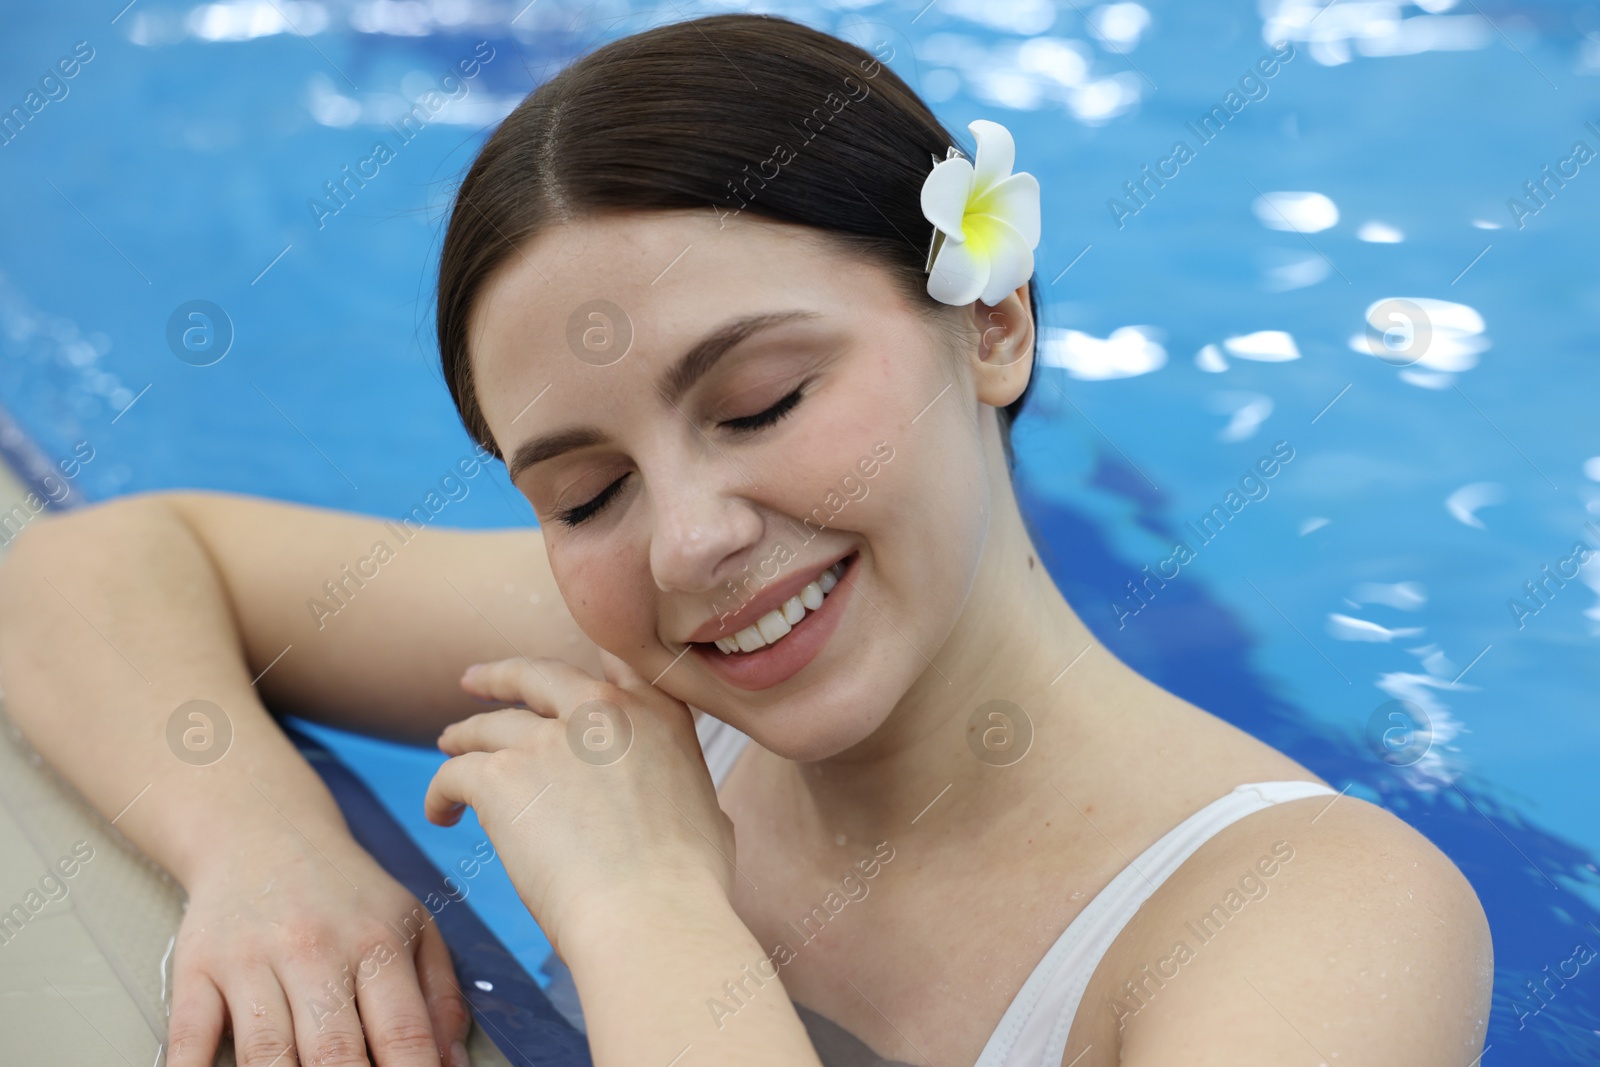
[556,876,823,1066]
[168,781,355,892]
[558,868,736,961]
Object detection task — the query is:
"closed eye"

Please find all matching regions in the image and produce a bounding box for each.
[719,384,805,434]
[554,473,628,528]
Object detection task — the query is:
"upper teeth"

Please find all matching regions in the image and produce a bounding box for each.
[713,559,846,655]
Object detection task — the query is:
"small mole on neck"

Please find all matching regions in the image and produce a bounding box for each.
[1027,554,1035,570]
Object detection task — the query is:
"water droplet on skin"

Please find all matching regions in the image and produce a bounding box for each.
[253,1002,267,1017]
[474,979,493,992]
[1069,890,1084,902]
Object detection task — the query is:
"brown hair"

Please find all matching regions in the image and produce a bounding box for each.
[436,12,1039,470]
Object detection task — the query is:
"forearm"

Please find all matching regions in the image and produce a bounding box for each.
[167,491,598,746]
[564,885,823,1067]
[0,496,354,888]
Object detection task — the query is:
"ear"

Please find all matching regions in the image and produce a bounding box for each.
[963,284,1034,411]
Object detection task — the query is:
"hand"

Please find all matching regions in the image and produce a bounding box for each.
[424,650,734,956]
[166,832,471,1067]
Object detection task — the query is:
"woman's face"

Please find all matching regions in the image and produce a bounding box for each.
[469,208,1017,761]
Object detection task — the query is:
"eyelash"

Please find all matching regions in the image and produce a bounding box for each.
[720,383,806,434]
[553,385,808,528]
[554,474,628,528]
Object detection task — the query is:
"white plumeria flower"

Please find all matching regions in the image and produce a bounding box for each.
[919,118,1042,307]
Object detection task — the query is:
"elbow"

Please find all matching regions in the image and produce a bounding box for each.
[0,492,187,620]
[0,506,75,612]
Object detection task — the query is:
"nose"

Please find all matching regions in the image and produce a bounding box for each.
[647,457,765,595]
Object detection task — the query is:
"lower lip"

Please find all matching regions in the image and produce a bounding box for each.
[689,552,859,691]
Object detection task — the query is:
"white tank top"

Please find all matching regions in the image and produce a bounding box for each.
[694,712,1337,1066]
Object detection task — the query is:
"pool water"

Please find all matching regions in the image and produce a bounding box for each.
[4,0,1599,1059]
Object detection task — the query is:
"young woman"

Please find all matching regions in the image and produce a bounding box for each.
[0,13,1491,1067]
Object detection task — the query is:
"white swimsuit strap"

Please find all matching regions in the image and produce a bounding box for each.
[695,710,754,790]
[974,780,1337,1067]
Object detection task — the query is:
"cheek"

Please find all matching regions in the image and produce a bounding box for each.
[877,390,993,610]
[791,348,981,566]
[553,543,654,649]
[778,369,903,519]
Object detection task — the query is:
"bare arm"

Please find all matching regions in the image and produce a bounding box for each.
[0,489,592,875]
[0,489,594,1067]
[176,488,597,743]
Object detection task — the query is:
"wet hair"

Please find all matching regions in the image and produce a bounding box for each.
[436,12,1039,471]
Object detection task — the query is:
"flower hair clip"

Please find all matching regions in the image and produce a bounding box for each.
[919,118,1041,307]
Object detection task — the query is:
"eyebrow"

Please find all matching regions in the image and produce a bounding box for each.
[506,309,823,481]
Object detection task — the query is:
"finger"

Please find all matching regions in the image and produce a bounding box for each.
[598,647,650,690]
[598,649,695,736]
[427,753,552,832]
[424,751,493,826]
[438,706,547,756]
[279,959,373,1067]
[459,655,598,711]
[166,972,226,1067]
[595,652,694,742]
[415,920,472,1067]
[351,937,449,1067]
[218,972,297,1067]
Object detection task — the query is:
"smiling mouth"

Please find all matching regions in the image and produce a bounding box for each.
[704,553,853,656]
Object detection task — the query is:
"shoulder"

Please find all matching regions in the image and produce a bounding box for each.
[1075,787,1492,1066]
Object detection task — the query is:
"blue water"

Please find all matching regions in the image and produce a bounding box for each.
[5,0,1599,1059]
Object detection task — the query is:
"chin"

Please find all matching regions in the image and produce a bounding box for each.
[718,687,896,763]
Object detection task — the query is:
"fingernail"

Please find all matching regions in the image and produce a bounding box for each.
[450,1038,470,1067]
[461,664,482,681]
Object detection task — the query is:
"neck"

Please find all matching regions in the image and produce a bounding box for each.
[771,486,1121,857]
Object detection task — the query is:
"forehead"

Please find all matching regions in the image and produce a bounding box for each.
[466,209,904,438]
